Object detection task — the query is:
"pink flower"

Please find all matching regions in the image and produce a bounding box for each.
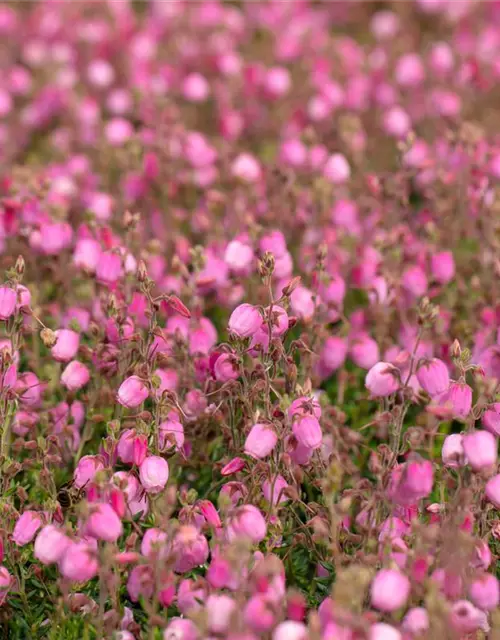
[265,67,291,97]
[213,353,240,382]
[34,526,70,565]
[227,505,267,544]
[244,595,275,632]
[462,430,497,471]
[127,564,155,602]
[228,304,262,338]
[182,72,210,102]
[371,568,410,612]
[292,415,322,450]
[139,456,169,494]
[74,455,104,489]
[73,238,101,272]
[369,623,401,640]
[273,621,307,640]
[350,335,379,369]
[482,405,500,436]
[172,526,209,573]
[86,503,123,542]
[0,287,16,320]
[96,252,123,285]
[449,600,489,634]
[105,118,133,146]
[244,423,278,459]
[141,528,168,558]
[59,541,98,583]
[485,474,500,508]
[388,458,433,505]
[365,362,400,396]
[51,329,80,362]
[402,265,428,298]
[0,566,11,605]
[436,382,472,419]
[262,475,288,505]
[231,153,261,182]
[117,376,149,408]
[16,372,42,406]
[117,429,139,464]
[224,240,254,274]
[417,358,449,396]
[12,510,42,546]
[61,360,90,391]
[290,286,315,322]
[442,434,467,468]
[163,618,198,640]
[402,607,429,635]
[323,153,350,184]
[206,594,236,634]
[318,336,348,377]
[469,573,499,611]
[431,251,455,284]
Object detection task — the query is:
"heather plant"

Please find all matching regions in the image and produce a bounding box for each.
[0,1,499,639]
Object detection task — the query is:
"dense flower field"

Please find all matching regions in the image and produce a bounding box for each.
[0,0,500,638]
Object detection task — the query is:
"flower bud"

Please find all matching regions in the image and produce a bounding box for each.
[221,457,245,476]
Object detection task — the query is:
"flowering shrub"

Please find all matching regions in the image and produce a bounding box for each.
[0,1,500,638]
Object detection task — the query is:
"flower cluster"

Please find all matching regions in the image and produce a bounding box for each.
[0,1,499,639]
